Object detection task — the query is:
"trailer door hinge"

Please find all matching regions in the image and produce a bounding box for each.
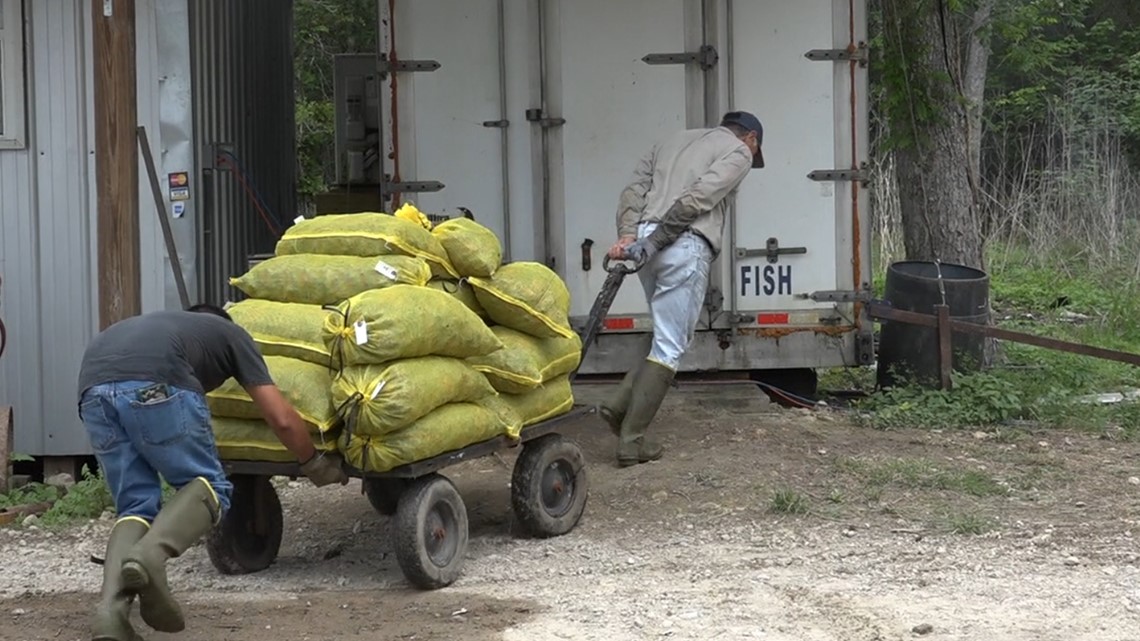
[805,290,872,303]
[805,43,869,66]
[808,167,870,185]
[642,44,719,71]
[735,237,807,264]
[525,108,565,128]
[381,180,445,194]
[377,55,440,77]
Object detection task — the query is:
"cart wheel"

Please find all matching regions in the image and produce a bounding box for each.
[205,475,283,575]
[510,434,588,538]
[393,473,468,589]
[363,477,409,516]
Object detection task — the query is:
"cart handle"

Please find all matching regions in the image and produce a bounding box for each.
[602,254,644,275]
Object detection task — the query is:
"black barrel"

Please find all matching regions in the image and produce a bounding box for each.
[876,260,990,389]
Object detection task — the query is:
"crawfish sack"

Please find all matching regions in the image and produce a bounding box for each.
[206,355,339,433]
[274,213,458,278]
[500,375,574,427]
[469,262,575,339]
[322,284,503,366]
[431,217,502,278]
[332,356,496,437]
[212,416,338,463]
[227,299,334,367]
[425,278,488,319]
[468,325,582,394]
[230,254,431,305]
[339,401,521,473]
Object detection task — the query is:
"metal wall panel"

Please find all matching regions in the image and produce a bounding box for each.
[0,0,95,456]
[190,0,296,305]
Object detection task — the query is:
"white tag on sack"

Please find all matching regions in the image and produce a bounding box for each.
[293,215,305,225]
[353,320,368,345]
[374,259,399,281]
[370,380,387,400]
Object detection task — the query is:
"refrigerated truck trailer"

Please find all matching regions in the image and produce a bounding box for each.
[337,0,874,379]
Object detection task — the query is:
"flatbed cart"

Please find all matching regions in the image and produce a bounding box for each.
[206,406,596,589]
[205,256,638,590]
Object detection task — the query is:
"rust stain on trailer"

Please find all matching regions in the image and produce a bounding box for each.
[736,326,856,339]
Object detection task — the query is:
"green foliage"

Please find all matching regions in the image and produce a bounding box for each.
[38,466,114,528]
[9,452,33,463]
[769,488,810,515]
[293,0,376,199]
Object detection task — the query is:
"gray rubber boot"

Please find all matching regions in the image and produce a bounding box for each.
[598,360,646,436]
[120,479,219,633]
[617,360,675,467]
[92,517,149,641]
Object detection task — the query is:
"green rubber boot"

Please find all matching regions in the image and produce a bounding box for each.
[598,360,646,436]
[120,479,219,633]
[617,360,675,467]
[92,517,149,641]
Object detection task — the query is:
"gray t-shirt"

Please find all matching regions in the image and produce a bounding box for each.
[77,310,274,399]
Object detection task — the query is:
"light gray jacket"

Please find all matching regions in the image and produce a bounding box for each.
[615,126,753,257]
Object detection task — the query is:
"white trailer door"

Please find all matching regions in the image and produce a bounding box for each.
[547,0,695,319]
[388,0,513,244]
[727,0,866,325]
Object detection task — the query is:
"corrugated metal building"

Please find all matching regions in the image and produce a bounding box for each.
[0,0,293,458]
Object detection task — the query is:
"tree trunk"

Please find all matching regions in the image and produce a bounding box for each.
[881,0,992,270]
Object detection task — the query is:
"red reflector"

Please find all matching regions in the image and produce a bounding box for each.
[604,317,635,330]
[757,313,790,325]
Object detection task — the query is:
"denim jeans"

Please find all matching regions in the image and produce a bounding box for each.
[79,380,233,521]
[636,222,714,370]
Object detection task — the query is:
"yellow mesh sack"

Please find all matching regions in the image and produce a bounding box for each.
[338,402,521,473]
[425,278,487,319]
[322,284,503,367]
[498,375,574,427]
[469,262,575,339]
[468,325,582,394]
[212,416,338,463]
[227,299,334,367]
[332,356,496,437]
[206,355,340,433]
[431,217,502,278]
[274,213,458,278]
[230,254,431,305]
[394,202,433,230]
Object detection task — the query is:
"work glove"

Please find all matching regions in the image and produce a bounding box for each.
[300,452,349,488]
[622,238,658,265]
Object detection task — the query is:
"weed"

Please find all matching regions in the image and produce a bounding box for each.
[947,512,994,536]
[835,456,1008,498]
[769,488,809,515]
[38,466,114,527]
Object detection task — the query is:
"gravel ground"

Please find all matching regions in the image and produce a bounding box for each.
[3,383,1140,640]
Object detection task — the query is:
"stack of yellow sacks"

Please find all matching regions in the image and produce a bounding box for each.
[203,204,581,474]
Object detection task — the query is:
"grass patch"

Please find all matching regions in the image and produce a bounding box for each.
[769,488,810,515]
[824,243,1140,433]
[835,456,1008,498]
[946,511,995,536]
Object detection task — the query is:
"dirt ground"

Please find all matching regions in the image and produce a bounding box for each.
[3,381,1140,641]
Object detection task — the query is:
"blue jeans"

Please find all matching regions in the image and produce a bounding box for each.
[79,380,233,521]
[637,222,714,370]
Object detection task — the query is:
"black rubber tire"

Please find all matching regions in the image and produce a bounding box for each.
[510,434,588,538]
[205,475,283,575]
[363,477,410,516]
[393,473,468,589]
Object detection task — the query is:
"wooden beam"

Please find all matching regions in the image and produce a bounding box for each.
[93,0,140,329]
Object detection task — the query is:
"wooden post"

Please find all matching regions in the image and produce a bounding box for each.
[0,406,12,493]
[93,0,141,329]
[936,304,953,390]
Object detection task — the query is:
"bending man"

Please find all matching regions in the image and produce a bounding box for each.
[78,304,348,641]
[602,111,766,467]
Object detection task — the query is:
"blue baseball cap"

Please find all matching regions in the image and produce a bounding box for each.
[721,111,765,168]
